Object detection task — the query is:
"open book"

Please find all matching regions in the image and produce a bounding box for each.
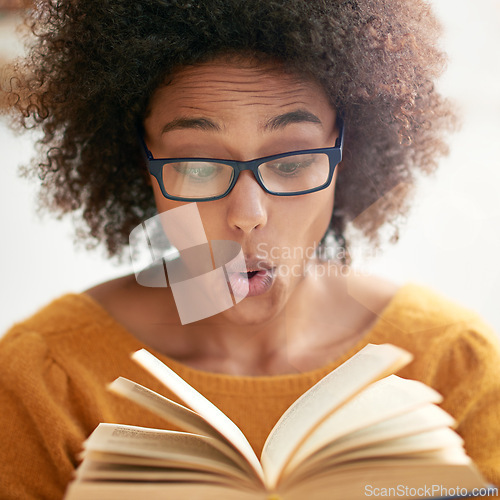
[64,344,488,500]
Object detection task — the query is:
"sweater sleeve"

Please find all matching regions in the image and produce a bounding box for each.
[429,318,500,487]
[0,328,87,500]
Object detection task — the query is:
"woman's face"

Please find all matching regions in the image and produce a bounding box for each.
[143,59,339,325]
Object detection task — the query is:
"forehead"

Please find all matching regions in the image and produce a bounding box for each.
[145,60,334,124]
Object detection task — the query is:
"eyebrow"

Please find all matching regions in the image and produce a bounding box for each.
[264,109,323,131]
[160,109,323,135]
[161,109,323,134]
[161,117,221,134]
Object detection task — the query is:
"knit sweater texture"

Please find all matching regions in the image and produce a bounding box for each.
[1,283,499,498]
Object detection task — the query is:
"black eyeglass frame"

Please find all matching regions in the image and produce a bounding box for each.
[141,117,344,202]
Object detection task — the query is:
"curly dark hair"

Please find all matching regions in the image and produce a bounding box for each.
[4,0,455,259]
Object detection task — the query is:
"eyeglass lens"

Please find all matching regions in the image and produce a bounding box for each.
[161,152,331,199]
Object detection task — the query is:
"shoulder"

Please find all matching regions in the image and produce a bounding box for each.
[0,293,126,499]
[84,273,180,350]
[84,273,149,329]
[372,282,498,344]
[1,294,94,359]
[379,285,500,485]
[1,292,114,353]
[0,291,139,390]
[0,295,95,393]
[373,282,500,407]
[404,284,496,347]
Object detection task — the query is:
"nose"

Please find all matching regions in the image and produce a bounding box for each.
[225,171,268,234]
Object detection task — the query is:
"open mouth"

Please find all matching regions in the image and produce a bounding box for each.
[228,267,275,298]
[243,270,259,279]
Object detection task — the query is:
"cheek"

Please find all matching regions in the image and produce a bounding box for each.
[312,193,335,239]
[151,178,179,213]
[294,182,336,243]
[150,176,165,209]
[150,180,193,244]
[316,173,337,233]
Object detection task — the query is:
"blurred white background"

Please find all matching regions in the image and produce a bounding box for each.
[0,0,499,336]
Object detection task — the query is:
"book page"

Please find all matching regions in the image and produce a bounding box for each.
[290,403,455,476]
[132,349,264,483]
[81,449,251,472]
[260,343,413,489]
[64,481,266,500]
[309,427,464,468]
[282,445,476,491]
[80,449,215,468]
[108,377,252,473]
[76,459,252,488]
[283,375,443,474]
[281,462,487,500]
[327,403,454,453]
[283,427,467,492]
[109,377,221,439]
[82,423,250,482]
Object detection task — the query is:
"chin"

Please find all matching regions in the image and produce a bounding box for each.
[218,292,286,327]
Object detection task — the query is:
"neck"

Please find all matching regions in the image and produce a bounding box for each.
[152,272,321,371]
[90,262,395,375]
[140,263,364,375]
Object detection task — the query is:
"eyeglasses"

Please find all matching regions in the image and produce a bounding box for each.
[142,118,344,202]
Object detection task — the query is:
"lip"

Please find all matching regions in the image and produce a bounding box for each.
[244,257,273,272]
[226,255,275,298]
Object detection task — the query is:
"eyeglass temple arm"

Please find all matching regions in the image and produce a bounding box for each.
[335,115,345,149]
[139,136,154,161]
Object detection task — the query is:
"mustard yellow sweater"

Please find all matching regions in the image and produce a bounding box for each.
[1,283,499,499]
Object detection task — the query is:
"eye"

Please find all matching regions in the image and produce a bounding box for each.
[275,162,301,174]
[265,156,315,177]
[172,162,222,181]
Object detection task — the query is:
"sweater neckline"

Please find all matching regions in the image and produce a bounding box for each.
[73,283,411,386]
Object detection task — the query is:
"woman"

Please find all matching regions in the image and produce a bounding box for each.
[1,0,499,498]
